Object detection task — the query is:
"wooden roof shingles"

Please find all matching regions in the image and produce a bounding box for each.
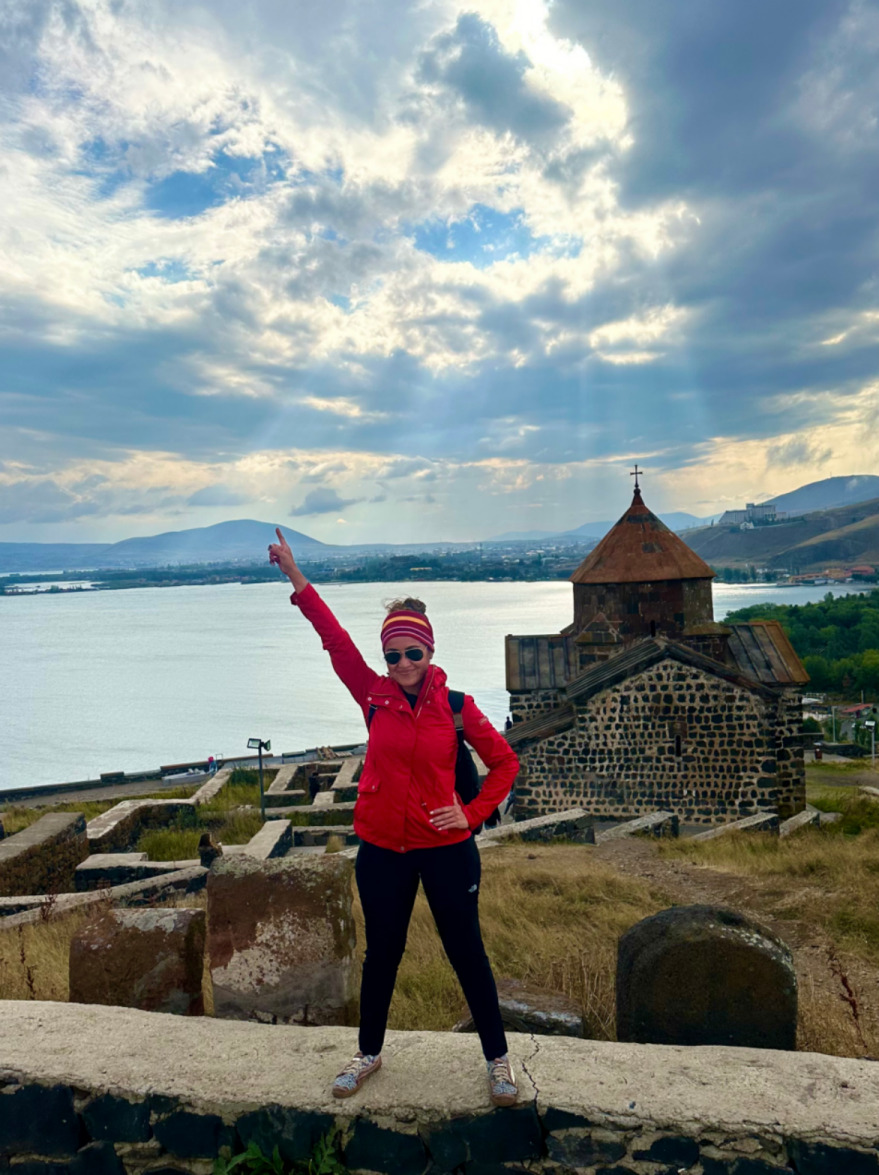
[570,487,715,585]
[727,621,809,685]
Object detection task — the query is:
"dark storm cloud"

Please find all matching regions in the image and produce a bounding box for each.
[535,0,879,438]
[417,14,571,145]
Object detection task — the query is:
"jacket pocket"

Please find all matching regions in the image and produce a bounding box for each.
[357,763,381,794]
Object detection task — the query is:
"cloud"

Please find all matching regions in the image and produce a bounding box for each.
[0,0,876,545]
[417,14,571,146]
[186,485,251,507]
[290,487,362,516]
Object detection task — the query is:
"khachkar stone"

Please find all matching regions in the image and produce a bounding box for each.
[616,905,797,1050]
[69,907,206,1015]
[207,853,358,1026]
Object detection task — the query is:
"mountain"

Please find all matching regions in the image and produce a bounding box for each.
[103,520,328,565]
[0,520,328,573]
[487,511,706,544]
[685,497,879,572]
[767,475,879,515]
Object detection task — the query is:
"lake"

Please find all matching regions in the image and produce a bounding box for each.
[0,579,870,790]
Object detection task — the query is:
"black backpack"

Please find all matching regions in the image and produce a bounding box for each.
[366,688,483,826]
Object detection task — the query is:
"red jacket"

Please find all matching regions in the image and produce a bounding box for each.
[291,583,519,852]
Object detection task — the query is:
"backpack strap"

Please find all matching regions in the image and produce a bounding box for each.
[447,689,465,736]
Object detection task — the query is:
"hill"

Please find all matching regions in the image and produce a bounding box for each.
[768,475,879,515]
[686,497,879,573]
[0,521,328,573]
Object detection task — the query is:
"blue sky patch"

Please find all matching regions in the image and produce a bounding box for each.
[411,204,553,268]
[145,147,289,219]
[134,260,193,283]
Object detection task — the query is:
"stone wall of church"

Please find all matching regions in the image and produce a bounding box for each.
[572,577,714,640]
[509,688,564,724]
[514,662,802,825]
[773,689,807,819]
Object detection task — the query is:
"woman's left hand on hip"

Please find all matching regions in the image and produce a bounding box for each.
[430,795,470,831]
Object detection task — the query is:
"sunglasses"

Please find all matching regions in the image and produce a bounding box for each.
[383,647,426,665]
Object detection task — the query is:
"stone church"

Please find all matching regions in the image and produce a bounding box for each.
[505,478,809,826]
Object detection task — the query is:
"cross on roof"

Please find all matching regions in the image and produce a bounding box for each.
[630,464,642,491]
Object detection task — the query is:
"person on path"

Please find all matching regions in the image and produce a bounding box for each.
[268,528,520,1106]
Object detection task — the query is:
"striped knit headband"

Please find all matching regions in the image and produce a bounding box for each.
[381,609,435,652]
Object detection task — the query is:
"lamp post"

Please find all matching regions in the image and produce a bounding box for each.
[247,737,271,819]
[866,721,876,769]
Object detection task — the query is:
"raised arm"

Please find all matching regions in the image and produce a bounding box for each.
[269,527,379,711]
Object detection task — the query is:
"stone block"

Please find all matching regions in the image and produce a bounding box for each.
[235,1106,335,1167]
[207,853,357,1025]
[0,813,89,897]
[74,855,196,892]
[702,1156,788,1174]
[546,1128,627,1166]
[292,826,358,846]
[779,809,820,837]
[86,801,196,853]
[632,1134,700,1166]
[690,812,779,841]
[81,1093,151,1143]
[241,820,293,859]
[454,978,583,1037]
[264,790,307,808]
[70,1141,126,1175]
[189,766,233,806]
[785,1138,879,1174]
[344,1120,427,1175]
[595,811,679,843]
[479,808,595,845]
[152,1110,233,1158]
[69,907,206,1015]
[0,1083,81,1155]
[616,905,797,1049]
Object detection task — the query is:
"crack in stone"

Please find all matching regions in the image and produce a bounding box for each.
[520,1032,541,1103]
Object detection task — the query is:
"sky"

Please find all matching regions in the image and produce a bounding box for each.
[1,0,878,546]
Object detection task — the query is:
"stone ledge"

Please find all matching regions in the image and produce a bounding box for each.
[0,812,88,897]
[690,811,780,841]
[241,820,292,860]
[595,810,679,843]
[0,1002,877,1174]
[479,808,594,846]
[779,808,821,837]
[0,866,207,929]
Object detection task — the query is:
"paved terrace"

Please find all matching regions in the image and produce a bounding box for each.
[0,1002,877,1173]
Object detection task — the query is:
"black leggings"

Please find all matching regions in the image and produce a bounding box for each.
[355,836,508,1061]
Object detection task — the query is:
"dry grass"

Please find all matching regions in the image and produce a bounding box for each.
[658,794,879,966]
[0,905,103,1001]
[357,842,667,1039]
[5,820,879,1058]
[0,892,214,1011]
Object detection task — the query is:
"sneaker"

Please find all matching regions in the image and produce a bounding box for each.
[487,1054,518,1107]
[332,1052,382,1098]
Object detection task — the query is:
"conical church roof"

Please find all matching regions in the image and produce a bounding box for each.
[570,487,716,585]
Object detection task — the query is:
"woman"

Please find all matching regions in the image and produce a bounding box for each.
[268,527,520,1105]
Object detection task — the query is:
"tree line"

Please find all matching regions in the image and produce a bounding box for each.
[725,590,879,695]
